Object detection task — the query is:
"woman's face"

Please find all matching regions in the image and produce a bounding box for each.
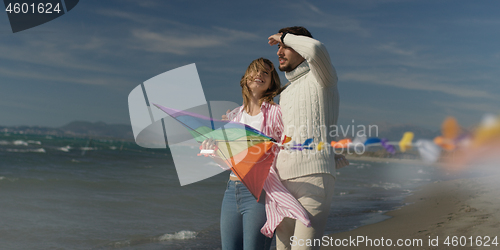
[246,64,272,96]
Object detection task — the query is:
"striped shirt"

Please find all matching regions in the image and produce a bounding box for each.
[226,101,284,143]
[226,102,310,237]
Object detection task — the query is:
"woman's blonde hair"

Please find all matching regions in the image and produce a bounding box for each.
[240,58,281,111]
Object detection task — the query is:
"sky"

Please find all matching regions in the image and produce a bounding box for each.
[0,0,499,131]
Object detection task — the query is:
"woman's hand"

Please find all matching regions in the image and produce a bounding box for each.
[201,138,217,151]
[221,109,230,121]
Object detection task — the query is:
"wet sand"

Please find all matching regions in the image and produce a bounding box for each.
[321,175,500,249]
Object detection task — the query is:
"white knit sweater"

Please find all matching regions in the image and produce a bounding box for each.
[276,33,339,180]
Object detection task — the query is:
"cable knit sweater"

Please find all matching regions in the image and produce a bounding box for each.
[276,33,339,180]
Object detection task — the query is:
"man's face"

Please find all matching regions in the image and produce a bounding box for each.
[277,43,305,72]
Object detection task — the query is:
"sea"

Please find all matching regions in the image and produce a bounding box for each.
[0,133,468,250]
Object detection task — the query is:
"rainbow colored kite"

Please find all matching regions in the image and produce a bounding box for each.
[153,103,278,201]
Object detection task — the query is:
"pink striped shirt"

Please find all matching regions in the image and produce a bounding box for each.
[226,102,311,237]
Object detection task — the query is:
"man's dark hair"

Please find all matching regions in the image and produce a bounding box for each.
[278,26,313,38]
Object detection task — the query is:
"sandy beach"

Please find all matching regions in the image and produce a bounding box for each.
[321,174,500,249]
[345,155,425,165]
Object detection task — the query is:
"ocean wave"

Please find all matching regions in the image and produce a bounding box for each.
[106,230,197,248]
[3,148,46,153]
[80,147,98,151]
[411,178,431,182]
[13,140,28,146]
[0,176,18,182]
[158,230,197,241]
[58,146,72,152]
[0,140,42,146]
[370,182,402,190]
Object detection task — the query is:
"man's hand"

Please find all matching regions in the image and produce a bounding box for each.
[334,154,349,169]
[268,33,282,46]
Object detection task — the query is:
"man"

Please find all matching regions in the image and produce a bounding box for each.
[268,26,347,249]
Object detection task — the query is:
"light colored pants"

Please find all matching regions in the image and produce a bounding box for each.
[276,173,336,250]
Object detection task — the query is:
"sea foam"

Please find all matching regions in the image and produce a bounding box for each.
[158,230,197,241]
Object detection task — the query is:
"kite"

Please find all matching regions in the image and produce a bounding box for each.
[364,137,381,146]
[399,132,414,152]
[153,103,279,201]
[446,114,500,167]
[287,138,314,150]
[433,136,456,151]
[380,138,396,155]
[352,135,367,146]
[331,138,352,148]
[415,139,441,163]
[442,116,461,140]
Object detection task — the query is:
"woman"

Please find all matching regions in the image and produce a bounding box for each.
[203,58,349,250]
[203,58,282,250]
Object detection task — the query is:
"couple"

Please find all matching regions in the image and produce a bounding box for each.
[205,26,348,250]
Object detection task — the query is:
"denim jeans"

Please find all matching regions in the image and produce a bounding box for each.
[220,180,272,250]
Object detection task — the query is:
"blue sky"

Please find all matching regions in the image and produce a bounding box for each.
[0,0,498,131]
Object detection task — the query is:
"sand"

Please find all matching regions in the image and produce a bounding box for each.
[345,155,424,165]
[320,175,500,249]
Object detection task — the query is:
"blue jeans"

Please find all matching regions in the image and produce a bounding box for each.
[220,180,272,250]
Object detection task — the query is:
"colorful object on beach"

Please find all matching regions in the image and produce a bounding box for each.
[302,138,314,149]
[399,132,414,152]
[433,136,456,151]
[415,139,441,163]
[331,138,352,148]
[289,138,314,150]
[317,141,325,151]
[380,138,396,155]
[471,114,500,148]
[432,116,464,152]
[153,103,277,201]
[352,135,367,146]
[364,137,381,146]
[448,114,500,167]
[282,135,292,144]
[442,116,461,140]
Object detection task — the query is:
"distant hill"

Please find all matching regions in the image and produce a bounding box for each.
[375,123,440,141]
[333,122,440,141]
[59,121,134,140]
[1,121,134,140]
